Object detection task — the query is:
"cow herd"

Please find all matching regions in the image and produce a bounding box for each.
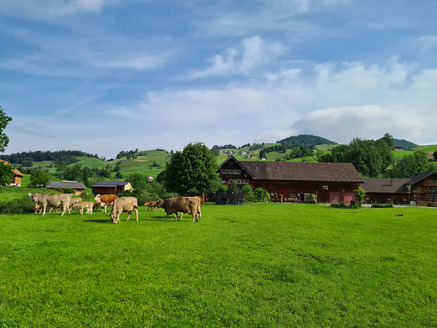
[28,192,202,224]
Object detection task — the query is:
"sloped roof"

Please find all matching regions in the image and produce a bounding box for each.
[0,159,24,177]
[46,181,86,189]
[362,178,411,194]
[237,159,363,183]
[92,181,130,187]
[406,172,437,185]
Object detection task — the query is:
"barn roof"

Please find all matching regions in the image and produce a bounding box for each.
[46,181,87,189]
[362,178,411,194]
[0,159,24,177]
[92,181,130,187]
[222,156,363,183]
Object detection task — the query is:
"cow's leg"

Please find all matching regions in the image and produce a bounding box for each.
[174,213,179,221]
[126,210,131,222]
[134,208,138,221]
[42,203,47,216]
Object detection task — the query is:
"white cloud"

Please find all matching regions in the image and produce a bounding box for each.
[190,36,285,78]
[0,0,116,17]
[98,54,168,71]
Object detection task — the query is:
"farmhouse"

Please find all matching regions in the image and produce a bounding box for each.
[362,172,437,206]
[46,181,87,195]
[219,156,363,204]
[92,181,133,195]
[0,160,24,187]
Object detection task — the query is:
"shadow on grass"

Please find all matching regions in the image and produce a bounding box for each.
[83,219,112,224]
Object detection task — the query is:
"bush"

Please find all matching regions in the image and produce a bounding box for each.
[0,196,35,214]
[331,202,347,208]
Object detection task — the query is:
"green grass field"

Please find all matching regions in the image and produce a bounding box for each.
[1,203,435,327]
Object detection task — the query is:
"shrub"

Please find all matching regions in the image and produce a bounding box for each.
[0,196,34,214]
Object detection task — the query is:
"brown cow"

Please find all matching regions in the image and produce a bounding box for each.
[145,201,159,211]
[94,194,117,212]
[109,197,138,224]
[155,197,200,223]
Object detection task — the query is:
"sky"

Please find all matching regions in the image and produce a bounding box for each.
[1,0,436,159]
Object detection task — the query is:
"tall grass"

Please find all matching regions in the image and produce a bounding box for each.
[0,204,435,327]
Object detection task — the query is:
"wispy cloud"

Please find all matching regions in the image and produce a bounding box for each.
[0,0,117,17]
[98,54,169,71]
[189,36,285,78]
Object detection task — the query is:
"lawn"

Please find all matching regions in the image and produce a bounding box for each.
[0,203,435,327]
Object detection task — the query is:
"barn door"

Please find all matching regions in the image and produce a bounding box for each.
[329,192,341,203]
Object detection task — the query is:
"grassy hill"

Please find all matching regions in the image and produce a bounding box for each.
[6,140,436,187]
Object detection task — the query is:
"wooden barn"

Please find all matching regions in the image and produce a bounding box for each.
[362,172,437,206]
[46,181,87,195]
[219,156,363,204]
[92,181,133,195]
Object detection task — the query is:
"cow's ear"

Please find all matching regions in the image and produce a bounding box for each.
[28,193,32,196]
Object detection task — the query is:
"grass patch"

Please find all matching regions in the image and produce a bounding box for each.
[0,204,436,327]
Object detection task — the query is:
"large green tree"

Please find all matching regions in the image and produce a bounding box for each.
[387,151,430,178]
[0,106,12,152]
[29,170,52,187]
[0,162,14,185]
[320,134,394,177]
[160,142,220,195]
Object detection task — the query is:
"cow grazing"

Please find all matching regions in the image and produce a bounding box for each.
[155,197,201,223]
[94,194,117,212]
[109,197,138,224]
[73,201,94,215]
[28,193,72,216]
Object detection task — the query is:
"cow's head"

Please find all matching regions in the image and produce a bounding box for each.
[94,194,101,202]
[155,199,164,208]
[28,192,40,202]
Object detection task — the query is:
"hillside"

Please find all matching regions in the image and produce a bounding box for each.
[3,135,435,186]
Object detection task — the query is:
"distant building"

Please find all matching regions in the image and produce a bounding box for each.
[219,155,363,204]
[46,181,87,195]
[362,172,437,206]
[92,181,133,195]
[0,159,24,187]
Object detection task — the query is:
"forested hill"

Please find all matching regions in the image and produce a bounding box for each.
[277,134,337,148]
[393,138,417,150]
[1,150,99,166]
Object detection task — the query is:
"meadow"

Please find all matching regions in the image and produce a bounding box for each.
[0,202,435,327]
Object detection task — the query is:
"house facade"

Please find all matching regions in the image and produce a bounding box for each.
[219,156,363,204]
[92,181,133,195]
[362,172,437,206]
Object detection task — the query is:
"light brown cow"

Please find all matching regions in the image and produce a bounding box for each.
[155,197,200,223]
[28,192,71,216]
[94,194,117,212]
[109,197,138,224]
[69,198,83,211]
[73,201,94,215]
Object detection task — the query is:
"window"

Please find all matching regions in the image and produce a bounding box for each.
[230,179,249,185]
[221,169,241,175]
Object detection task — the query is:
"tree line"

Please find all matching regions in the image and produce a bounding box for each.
[2,150,99,167]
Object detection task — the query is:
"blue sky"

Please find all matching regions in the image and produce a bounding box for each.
[1,0,436,159]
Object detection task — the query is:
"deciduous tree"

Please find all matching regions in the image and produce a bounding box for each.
[161,142,220,195]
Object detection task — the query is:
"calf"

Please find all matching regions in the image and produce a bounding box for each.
[73,201,94,215]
